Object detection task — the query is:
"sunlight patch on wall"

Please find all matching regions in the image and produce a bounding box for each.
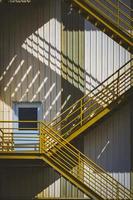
[19,70,40,101]
[43,89,63,119]
[54,94,71,119]
[0,55,17,82]
[36,178,60,199]
[11,65,32,98]
[4,60,24,92]
[97,140,110,160]
[30,77,48,102]
[22,19,61,76]
[42,83,56,103]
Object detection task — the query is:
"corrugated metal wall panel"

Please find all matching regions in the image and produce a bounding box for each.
[0,163,59,199]
[0,162,86,199]
[131,95,133,193]
[0,0,132,198]
[0,0,62,122]
[60,176,85,199]
[84,0,131,190]
[85,20,131,92]
[84,101,131,189]
[61,1,85,111]
[0,1,86,199]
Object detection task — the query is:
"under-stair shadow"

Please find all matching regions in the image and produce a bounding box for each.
[0,121,85,200]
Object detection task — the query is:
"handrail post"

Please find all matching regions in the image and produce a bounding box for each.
[131,64,133,87]
[117,0,120,27]
[117,70,120,97]
[78,152,81,180]
[39,122,42,153]
[0,129,4,151]
[2,130,4,151]
[80,99,83,126]
[116,183,119,199]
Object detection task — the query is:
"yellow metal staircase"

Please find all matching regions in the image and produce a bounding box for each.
[0,59,132,199]
[48,58,133,143]
[0,121,133,199]
[70,0,132,52]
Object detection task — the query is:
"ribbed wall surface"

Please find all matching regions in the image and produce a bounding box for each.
[84,99,131,190]
[61,0,85,111]
[0,0,132,198]
[84,0,131,190]
[0,0,62,122]
[0,161,86,199]
[130,95,133,193]
[0,1,86,198]
[85,20,131,92]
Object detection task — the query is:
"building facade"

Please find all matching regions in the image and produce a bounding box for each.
[0,0,132,199]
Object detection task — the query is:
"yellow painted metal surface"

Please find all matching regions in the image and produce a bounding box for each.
[49,59,133,142]
[71,0,132,52]
[0,121,133,199]
[65,108,110,143]
[0,60,132,198]
[1,60,132,152]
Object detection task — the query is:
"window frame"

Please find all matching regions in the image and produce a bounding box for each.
[13,102,42,134]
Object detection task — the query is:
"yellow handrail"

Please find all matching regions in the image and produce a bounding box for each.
[0,120,132,198]
[48,59,132,139]
[0,121,40,151]
[72,0,132,39]
[39,121,133,199]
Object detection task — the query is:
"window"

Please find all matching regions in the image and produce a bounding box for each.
[13,102,42,131]
[13,102,42,151]
[18,107,37,129]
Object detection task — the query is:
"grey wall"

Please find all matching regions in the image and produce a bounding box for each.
[130,95,133,192]
[84,20,130,93]
[0,139,86,200]
[0,0,132,198]
[84,98,132,189]
[0,0,62,122]
[0,1,86,199]
[83,0,131,191]
[61,0,85,111]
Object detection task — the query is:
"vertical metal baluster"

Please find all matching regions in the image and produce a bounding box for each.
[39,122,42,153]
[117,0,120,27]
[80,99,83,126]
[117,70,120,97]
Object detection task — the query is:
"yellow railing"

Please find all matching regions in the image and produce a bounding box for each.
[0,121,132,199]
[48,59,133,139]
[0,121,40,151]
[39,121,133,199]
[72,0,132,37]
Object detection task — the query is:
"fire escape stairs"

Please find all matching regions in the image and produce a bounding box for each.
[70,0,132,53]
[49,59,133,144]
[0,1,133,199]
[0,59,132,199]
[0,121,133,199]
